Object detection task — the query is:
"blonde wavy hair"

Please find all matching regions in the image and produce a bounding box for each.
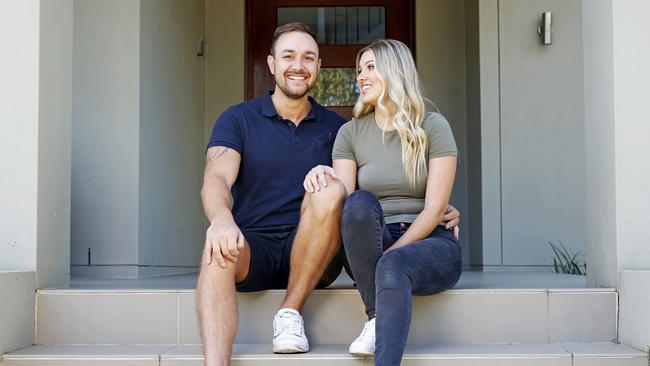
[353,39,428,188]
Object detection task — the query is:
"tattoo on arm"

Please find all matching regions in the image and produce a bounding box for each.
[208,147,229,161]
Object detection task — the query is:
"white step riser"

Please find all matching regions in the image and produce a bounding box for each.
[5,359,643,366]
[5,358,646,366]
[36,290,617,345]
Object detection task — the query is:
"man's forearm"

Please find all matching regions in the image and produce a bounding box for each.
[201,175,234,224]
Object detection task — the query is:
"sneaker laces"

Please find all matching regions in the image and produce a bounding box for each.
[274,310,303,337]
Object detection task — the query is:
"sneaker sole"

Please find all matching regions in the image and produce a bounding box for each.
[273,344,309,354]
[349,347,374,357]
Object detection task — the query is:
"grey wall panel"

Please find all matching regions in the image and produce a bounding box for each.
[499,0,585,266]
[478,0,502,266]
[465,0,483,267]
[71,0,141,267]
[139,0,205,268]
[203,0,245,142]
[417,0,470,266]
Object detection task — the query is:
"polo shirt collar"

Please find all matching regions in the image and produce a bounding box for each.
[261,90,320,122]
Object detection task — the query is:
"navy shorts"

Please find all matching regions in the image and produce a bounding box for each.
[235,225,345,292]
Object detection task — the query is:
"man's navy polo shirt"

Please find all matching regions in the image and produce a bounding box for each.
[207,91,346,230]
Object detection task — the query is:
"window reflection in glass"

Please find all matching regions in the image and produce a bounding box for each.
[311,68,359,107]
[278,7,385,45]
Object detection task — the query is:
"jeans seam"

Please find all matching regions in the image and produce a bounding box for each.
[374,204,384,257]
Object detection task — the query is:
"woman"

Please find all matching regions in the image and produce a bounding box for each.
[304,39,462,365]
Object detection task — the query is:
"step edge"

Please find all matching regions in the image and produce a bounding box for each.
[36,288,617,295]
[7,343,646,360]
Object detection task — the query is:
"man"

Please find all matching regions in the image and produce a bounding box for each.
[197,22,460,366]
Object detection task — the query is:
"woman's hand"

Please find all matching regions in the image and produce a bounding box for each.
[303,165,338,193]
[443,204,460,240]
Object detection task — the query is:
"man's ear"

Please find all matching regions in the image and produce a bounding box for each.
[317,58,322,73]
[267,55,275,75]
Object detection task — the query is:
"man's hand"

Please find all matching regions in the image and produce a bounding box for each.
[303,165,338,193]
[203,218,245,268]
[443,204,461,240]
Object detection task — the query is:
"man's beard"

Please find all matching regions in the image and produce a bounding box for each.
[275,72,317,99]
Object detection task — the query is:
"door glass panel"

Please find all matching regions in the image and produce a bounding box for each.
[277,7,386,45]
[311,68,359,107]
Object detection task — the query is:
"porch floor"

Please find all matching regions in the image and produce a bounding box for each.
[53,270,598,291]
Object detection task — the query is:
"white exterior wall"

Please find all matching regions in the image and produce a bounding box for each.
[583,0,617,288]
[0,0,40,272]
[611,1,650,272]
[37,0,73,288]
[584,0,650,351]
[1,0,71,284]
[0,0,71,353]
[611,0,650,351]
[0,271,35,354]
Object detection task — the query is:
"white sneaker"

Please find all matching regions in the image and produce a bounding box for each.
[349,318,375,356]
[272,308,309,353]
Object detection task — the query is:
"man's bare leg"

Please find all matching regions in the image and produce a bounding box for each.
[281,177,346,311]
[197,243,251,366]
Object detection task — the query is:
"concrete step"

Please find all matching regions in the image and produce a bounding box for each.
[3,343,647,365]
[35,287,617,345]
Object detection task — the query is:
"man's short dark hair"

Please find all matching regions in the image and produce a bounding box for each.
[270,22,319,57]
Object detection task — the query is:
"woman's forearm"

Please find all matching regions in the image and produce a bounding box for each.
[386,156,457,252]
[386,205,446,252]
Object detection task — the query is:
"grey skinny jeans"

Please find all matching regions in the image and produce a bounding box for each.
[341,190,462,366]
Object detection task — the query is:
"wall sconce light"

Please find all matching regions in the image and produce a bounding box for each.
[537,12,552,45]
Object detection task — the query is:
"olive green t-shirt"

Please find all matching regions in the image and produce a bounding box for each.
[332,112,457,224]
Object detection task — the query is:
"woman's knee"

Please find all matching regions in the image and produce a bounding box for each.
[376,252,410,290]
[342,190,380,225]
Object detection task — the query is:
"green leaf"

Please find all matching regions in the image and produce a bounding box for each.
[553,258,560,273]
[548,241,586,276]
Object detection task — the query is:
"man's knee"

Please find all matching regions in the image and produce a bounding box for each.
[199,240,251,283]
[303,177,345,216]
[199,253,241,283]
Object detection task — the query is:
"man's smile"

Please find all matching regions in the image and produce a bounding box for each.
[287,74,308,81]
